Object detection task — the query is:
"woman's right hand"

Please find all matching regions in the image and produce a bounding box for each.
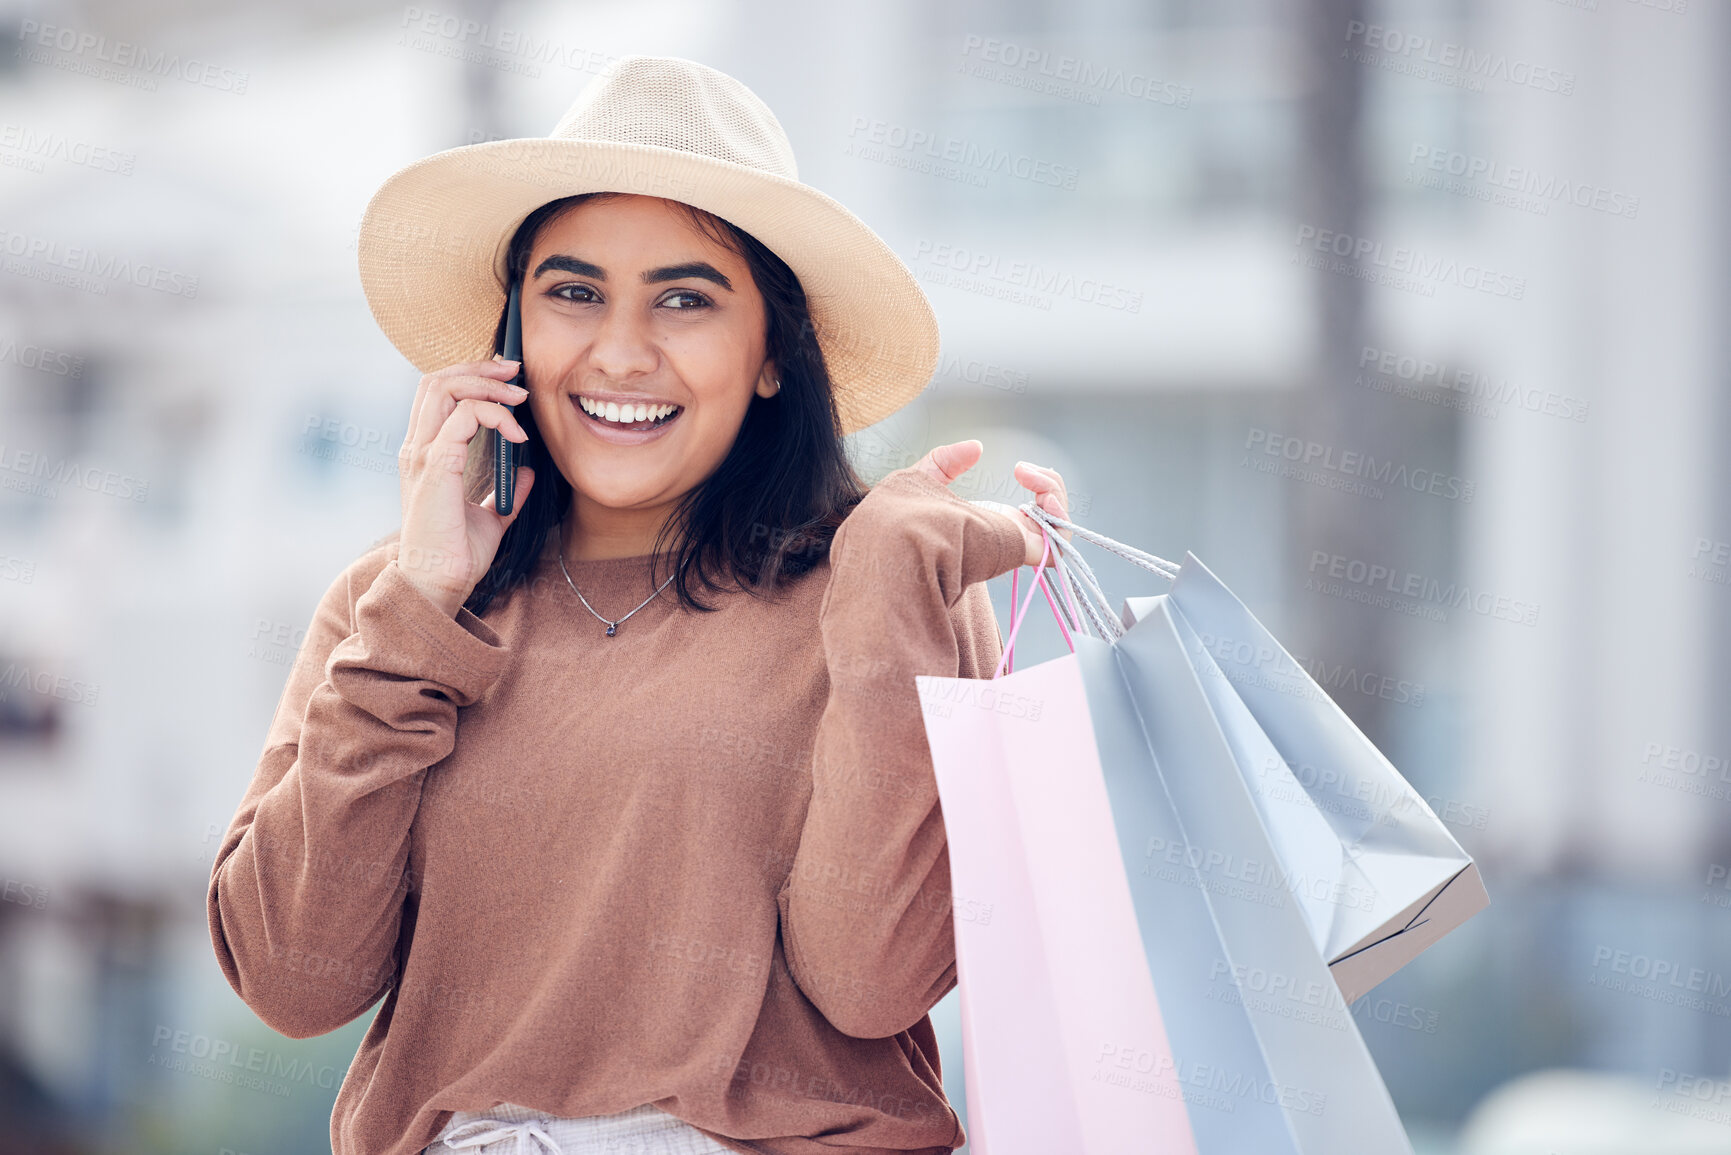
[395,356,535,618]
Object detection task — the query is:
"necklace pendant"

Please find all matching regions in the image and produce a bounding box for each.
[605,623,618,637]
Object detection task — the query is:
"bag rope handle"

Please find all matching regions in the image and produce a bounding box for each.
[996,526,1085,679]
[997,502,1184,654]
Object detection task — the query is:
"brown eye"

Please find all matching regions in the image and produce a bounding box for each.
[662,290,711,310]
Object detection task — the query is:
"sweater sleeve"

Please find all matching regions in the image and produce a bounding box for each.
[207,544,510,1039]
[776,465,1027,1039]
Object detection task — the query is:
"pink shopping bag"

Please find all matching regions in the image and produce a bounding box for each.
[917,540,1197,1155]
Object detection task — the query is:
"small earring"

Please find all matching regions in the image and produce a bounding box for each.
[770,378,781,395]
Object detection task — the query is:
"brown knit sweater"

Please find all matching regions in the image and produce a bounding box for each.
[206,465,1028,1155]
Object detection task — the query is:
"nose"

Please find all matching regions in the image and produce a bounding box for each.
[584,293,660,383]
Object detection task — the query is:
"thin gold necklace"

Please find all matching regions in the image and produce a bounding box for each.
[553,520,674,636]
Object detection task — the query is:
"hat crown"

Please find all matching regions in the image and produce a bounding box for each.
[549,55,798,182]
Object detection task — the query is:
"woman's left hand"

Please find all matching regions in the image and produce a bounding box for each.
[910,439,1072,568]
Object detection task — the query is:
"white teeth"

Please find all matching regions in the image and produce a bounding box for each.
[576,395,680,425]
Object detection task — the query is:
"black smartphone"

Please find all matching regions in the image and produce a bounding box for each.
[492,280,524,514]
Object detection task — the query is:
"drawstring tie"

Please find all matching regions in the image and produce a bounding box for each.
[440,1118,564,1155]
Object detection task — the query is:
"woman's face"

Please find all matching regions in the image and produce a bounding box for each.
[520,194,776,515]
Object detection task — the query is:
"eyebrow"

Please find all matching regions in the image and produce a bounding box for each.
[530,254,733,292]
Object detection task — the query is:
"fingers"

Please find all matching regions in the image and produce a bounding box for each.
[407,359,516,443]
[415,367,527,449]
[405,359,525,460]
[1012,459,1061,492]
[1013,461,1072,539]
[504,464,535,522]
[1013,461,1067,506]
[911,439,983,486]
[415,396,529,480]
[413,384,528,473]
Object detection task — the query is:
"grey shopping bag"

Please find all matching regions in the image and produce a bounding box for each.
[1075,605,1414,1153]
[1119,554,1489,1003]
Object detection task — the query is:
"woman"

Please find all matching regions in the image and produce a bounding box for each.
[207,56,1071,1155]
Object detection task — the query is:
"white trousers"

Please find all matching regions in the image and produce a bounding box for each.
[425,1099,742,1155]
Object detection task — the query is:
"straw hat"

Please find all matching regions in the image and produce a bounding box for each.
[356,54,939,436]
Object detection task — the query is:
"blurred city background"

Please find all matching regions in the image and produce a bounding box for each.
[0,0,1725,1151]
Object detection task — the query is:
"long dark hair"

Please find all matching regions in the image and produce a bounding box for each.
[457,192,868,618]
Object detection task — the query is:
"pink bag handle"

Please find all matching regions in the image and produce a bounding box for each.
[993,524,1088,679]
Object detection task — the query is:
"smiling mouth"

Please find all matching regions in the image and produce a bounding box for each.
[573,394,683,433]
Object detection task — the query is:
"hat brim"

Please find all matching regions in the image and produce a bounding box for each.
[357,138,939,436]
